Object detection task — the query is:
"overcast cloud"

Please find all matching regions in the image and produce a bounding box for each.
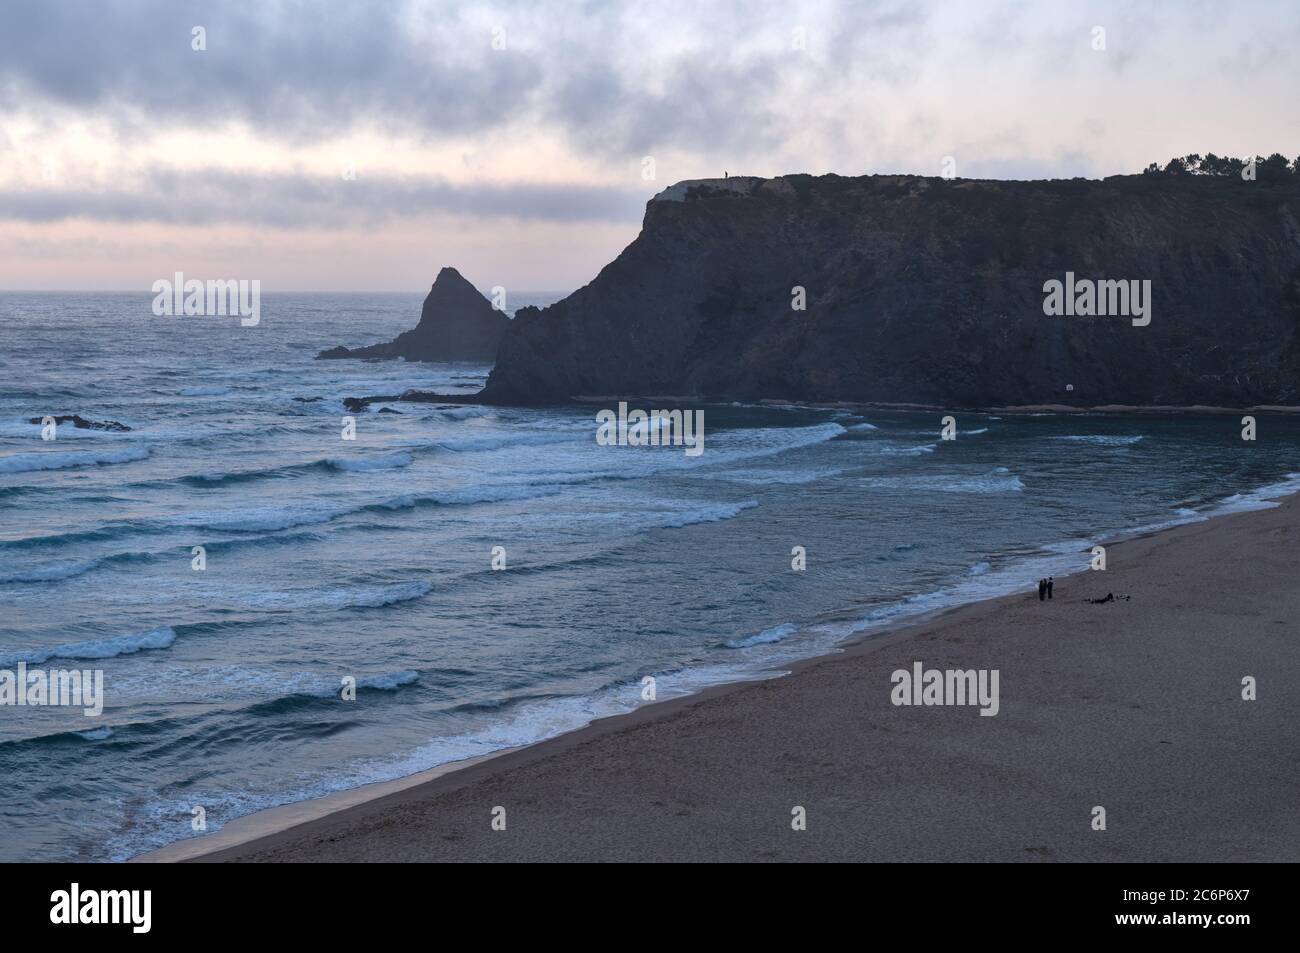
[0,0,1296,288]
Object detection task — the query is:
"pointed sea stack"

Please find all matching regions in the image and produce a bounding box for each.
[317,267,509,362]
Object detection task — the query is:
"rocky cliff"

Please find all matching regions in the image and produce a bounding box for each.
[318,267,508,362]
[476,173,1300,407]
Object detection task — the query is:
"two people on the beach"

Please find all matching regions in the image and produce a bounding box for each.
[1037,576,1054,600]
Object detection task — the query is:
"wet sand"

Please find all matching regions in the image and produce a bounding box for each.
[161,496,1300,862]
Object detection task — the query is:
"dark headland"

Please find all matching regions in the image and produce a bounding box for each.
[343,164,1300,411]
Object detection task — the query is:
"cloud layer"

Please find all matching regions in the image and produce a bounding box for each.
[0,0,1297,288]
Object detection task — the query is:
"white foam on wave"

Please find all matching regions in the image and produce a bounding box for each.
[858,472,1025,494]
[429,406,490,420]
[75,727,115,741]
[326,452,412,472]
[1052,434,1145,446]
[646,498,759,529]
[874,442,937,456]
[358,670,420,690]
[417,431,578,454]
[1042,473,1300,552]
[102,660,755,859]
[100,665,421,709]
[182,500,360,532]
[237,580,431,612]
[0,626,176,667]
[0,445,149,474]
[725,622,797,649]
[0,418,128,440]
[1202,471,1300,516]
[374,483,562,511]
[0,557,102,584]
[693,465,844,486]
[518,495,760,536]
[497,422,850,491]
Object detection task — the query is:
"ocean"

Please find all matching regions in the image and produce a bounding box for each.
[1,290,1298,862]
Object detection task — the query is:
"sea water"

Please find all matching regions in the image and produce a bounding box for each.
[1,290,1298,861]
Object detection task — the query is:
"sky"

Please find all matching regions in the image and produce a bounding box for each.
[0,0,1297,292]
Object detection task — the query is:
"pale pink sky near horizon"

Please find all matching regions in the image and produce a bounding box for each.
[1,0,1297,292]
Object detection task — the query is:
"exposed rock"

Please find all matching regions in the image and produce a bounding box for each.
[471,172,1300,407]
[342,391,483,413]
[29,414,131,432]
[317,267,509,362]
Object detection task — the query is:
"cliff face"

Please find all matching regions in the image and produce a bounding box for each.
[318,267,508,362]
[480,174,1300,406]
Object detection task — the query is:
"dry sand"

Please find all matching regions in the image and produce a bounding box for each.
[171,496,1300,862]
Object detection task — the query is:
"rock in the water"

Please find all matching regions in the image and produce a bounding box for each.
[342,391,483,412]
[29,414,131,432]
[476,172,1300,407]
[317,267,508,362]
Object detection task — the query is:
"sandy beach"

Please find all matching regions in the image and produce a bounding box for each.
[162,494,1300,863]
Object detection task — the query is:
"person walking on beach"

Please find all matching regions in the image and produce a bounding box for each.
[1047,577,1054,599]
[1038,578,1046,601]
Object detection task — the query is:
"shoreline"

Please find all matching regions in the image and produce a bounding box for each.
[138,484,1300,863]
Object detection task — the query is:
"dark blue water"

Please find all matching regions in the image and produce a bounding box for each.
[1,291,1297,861]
